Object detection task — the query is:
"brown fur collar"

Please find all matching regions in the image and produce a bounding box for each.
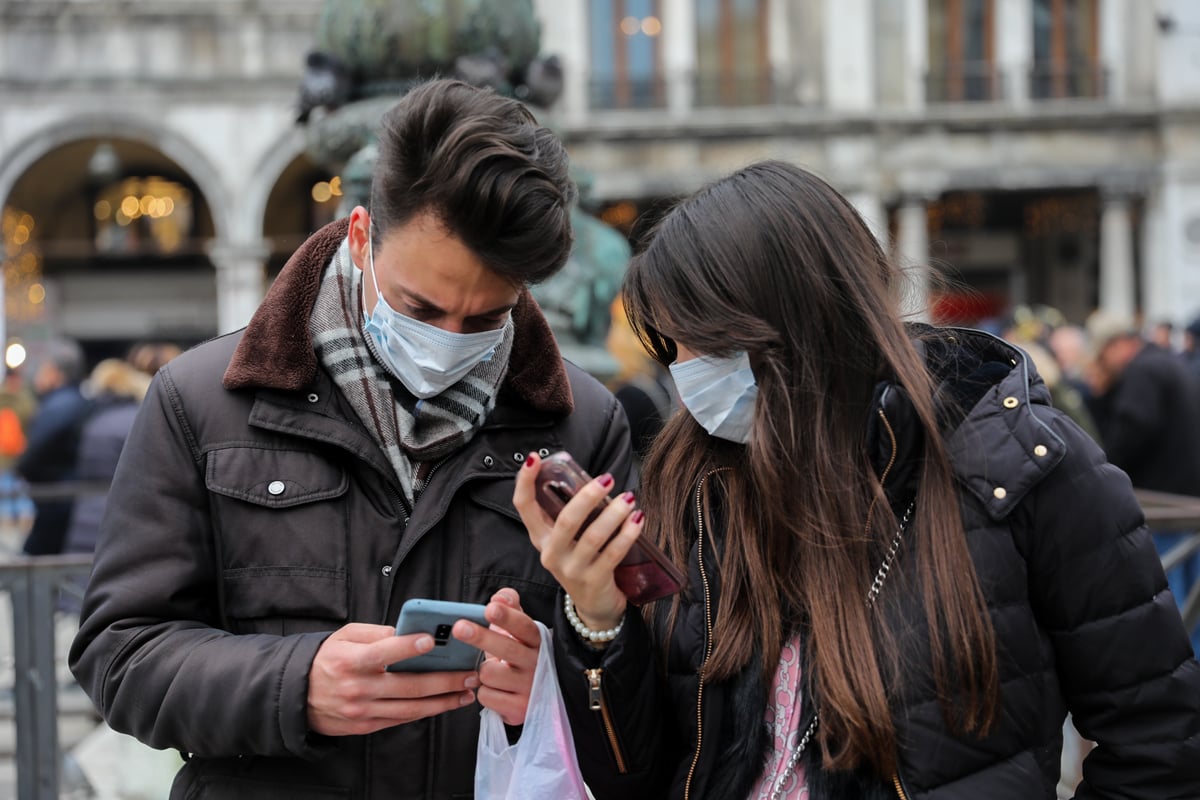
[222,218,574,416]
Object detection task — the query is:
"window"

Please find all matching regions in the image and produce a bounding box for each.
[589,0,665,109]
[927,0,998,102]
[695,0,771,107]
[1032,0,1101,99]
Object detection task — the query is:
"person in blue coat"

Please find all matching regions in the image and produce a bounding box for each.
[18,338,90,555]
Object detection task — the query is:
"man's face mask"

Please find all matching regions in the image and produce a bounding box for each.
[668,351,758,443]
[361,228,506,399]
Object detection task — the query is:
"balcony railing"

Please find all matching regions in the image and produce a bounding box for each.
[693,71,779,108]
[588,77,669,111]
[587,70,810,112]
[925,61,1004,104]
[1030,60,1108,101]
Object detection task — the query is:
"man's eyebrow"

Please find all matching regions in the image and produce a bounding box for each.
[400,288,516,318]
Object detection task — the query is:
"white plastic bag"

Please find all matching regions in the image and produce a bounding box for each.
[475,620,589,800]
[70,721,184,799]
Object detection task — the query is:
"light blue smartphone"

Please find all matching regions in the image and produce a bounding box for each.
[387,598,489,673]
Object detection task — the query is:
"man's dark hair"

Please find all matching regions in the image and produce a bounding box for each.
[369,78,577,285]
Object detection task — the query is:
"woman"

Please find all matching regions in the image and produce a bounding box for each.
[513,161,1200,799]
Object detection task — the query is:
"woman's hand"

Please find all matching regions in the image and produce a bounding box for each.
[513,453,644,633]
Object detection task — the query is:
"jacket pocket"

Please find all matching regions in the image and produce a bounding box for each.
[206,446,350,629]
[464,480,559,610]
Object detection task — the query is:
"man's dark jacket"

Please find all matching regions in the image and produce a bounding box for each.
[1088,343,1200,496]
[69,219,635,800]
[556,328,1200,800]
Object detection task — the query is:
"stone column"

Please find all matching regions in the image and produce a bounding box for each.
[1100,0,1127,102]
[534,0,588,122]
[238,15,265,78]
[1139,184,1165,324]
[903,0,928,109]
[208,241,269,335]
[848,190,887,246]
[1098,190,1137,320]
[896,195,932,322]
[823,0,875,111]
[662,0,696,114]
[995,0,1032,106]
[767,0,793,104]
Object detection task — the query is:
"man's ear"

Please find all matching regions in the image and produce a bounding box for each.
[347,205,370,271]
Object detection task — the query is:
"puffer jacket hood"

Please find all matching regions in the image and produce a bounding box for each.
[867,327,1066,515]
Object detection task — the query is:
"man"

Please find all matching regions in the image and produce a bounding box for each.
[17,337,91,555]
[70,79,635,798]
[1084,309,1200,654]
[1182,315,1200,379]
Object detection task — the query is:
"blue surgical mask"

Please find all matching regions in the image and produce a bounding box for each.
[360,232,506,399]
[668,351,758,444]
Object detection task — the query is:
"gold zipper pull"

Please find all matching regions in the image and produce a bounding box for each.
[586,668,603,711]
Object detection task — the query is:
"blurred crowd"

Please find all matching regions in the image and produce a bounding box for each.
[0,338,180,558]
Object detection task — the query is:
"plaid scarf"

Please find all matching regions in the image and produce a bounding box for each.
[309,238,513,506]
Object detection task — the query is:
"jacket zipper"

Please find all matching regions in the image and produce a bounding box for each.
[585,668,628,774]
[684,470,722,800]
[892,771,910,800]
[411,457,449,508]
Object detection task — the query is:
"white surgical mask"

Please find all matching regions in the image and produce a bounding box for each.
[361,232,506,399]
[668,351,758,443]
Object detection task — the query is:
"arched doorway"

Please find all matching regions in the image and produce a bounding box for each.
[2,138,219,364]
[263,154,343,281]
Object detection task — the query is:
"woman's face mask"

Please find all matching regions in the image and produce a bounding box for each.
[668,351,758,443]
[361,230,507,399]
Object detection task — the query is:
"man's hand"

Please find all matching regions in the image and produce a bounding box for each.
[307,623,479,736]
[453,588,541,726]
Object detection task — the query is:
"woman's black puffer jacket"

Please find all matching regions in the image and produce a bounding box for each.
[554,328,1200,800]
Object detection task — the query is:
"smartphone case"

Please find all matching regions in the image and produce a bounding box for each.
[535,452,685,606]
[388,598,489,672]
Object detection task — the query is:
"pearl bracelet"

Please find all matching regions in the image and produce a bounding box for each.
[563,593,624,644]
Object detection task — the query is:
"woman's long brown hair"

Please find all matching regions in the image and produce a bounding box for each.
[624,161,998,776]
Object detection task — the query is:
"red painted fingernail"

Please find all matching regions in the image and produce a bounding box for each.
[621,491,636,504]
[631,510,645,524]
[524,454,536,468]
[598,473,614,488]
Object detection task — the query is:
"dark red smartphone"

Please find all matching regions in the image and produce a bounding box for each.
[534,451,685,605]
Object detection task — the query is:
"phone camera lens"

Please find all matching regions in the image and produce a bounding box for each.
[434,623,452,645]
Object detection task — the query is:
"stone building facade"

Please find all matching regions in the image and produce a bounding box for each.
[1,0,1198,358]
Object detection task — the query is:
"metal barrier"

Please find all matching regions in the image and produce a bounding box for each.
[0,555,92,800]
[1138,489,1200,635]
